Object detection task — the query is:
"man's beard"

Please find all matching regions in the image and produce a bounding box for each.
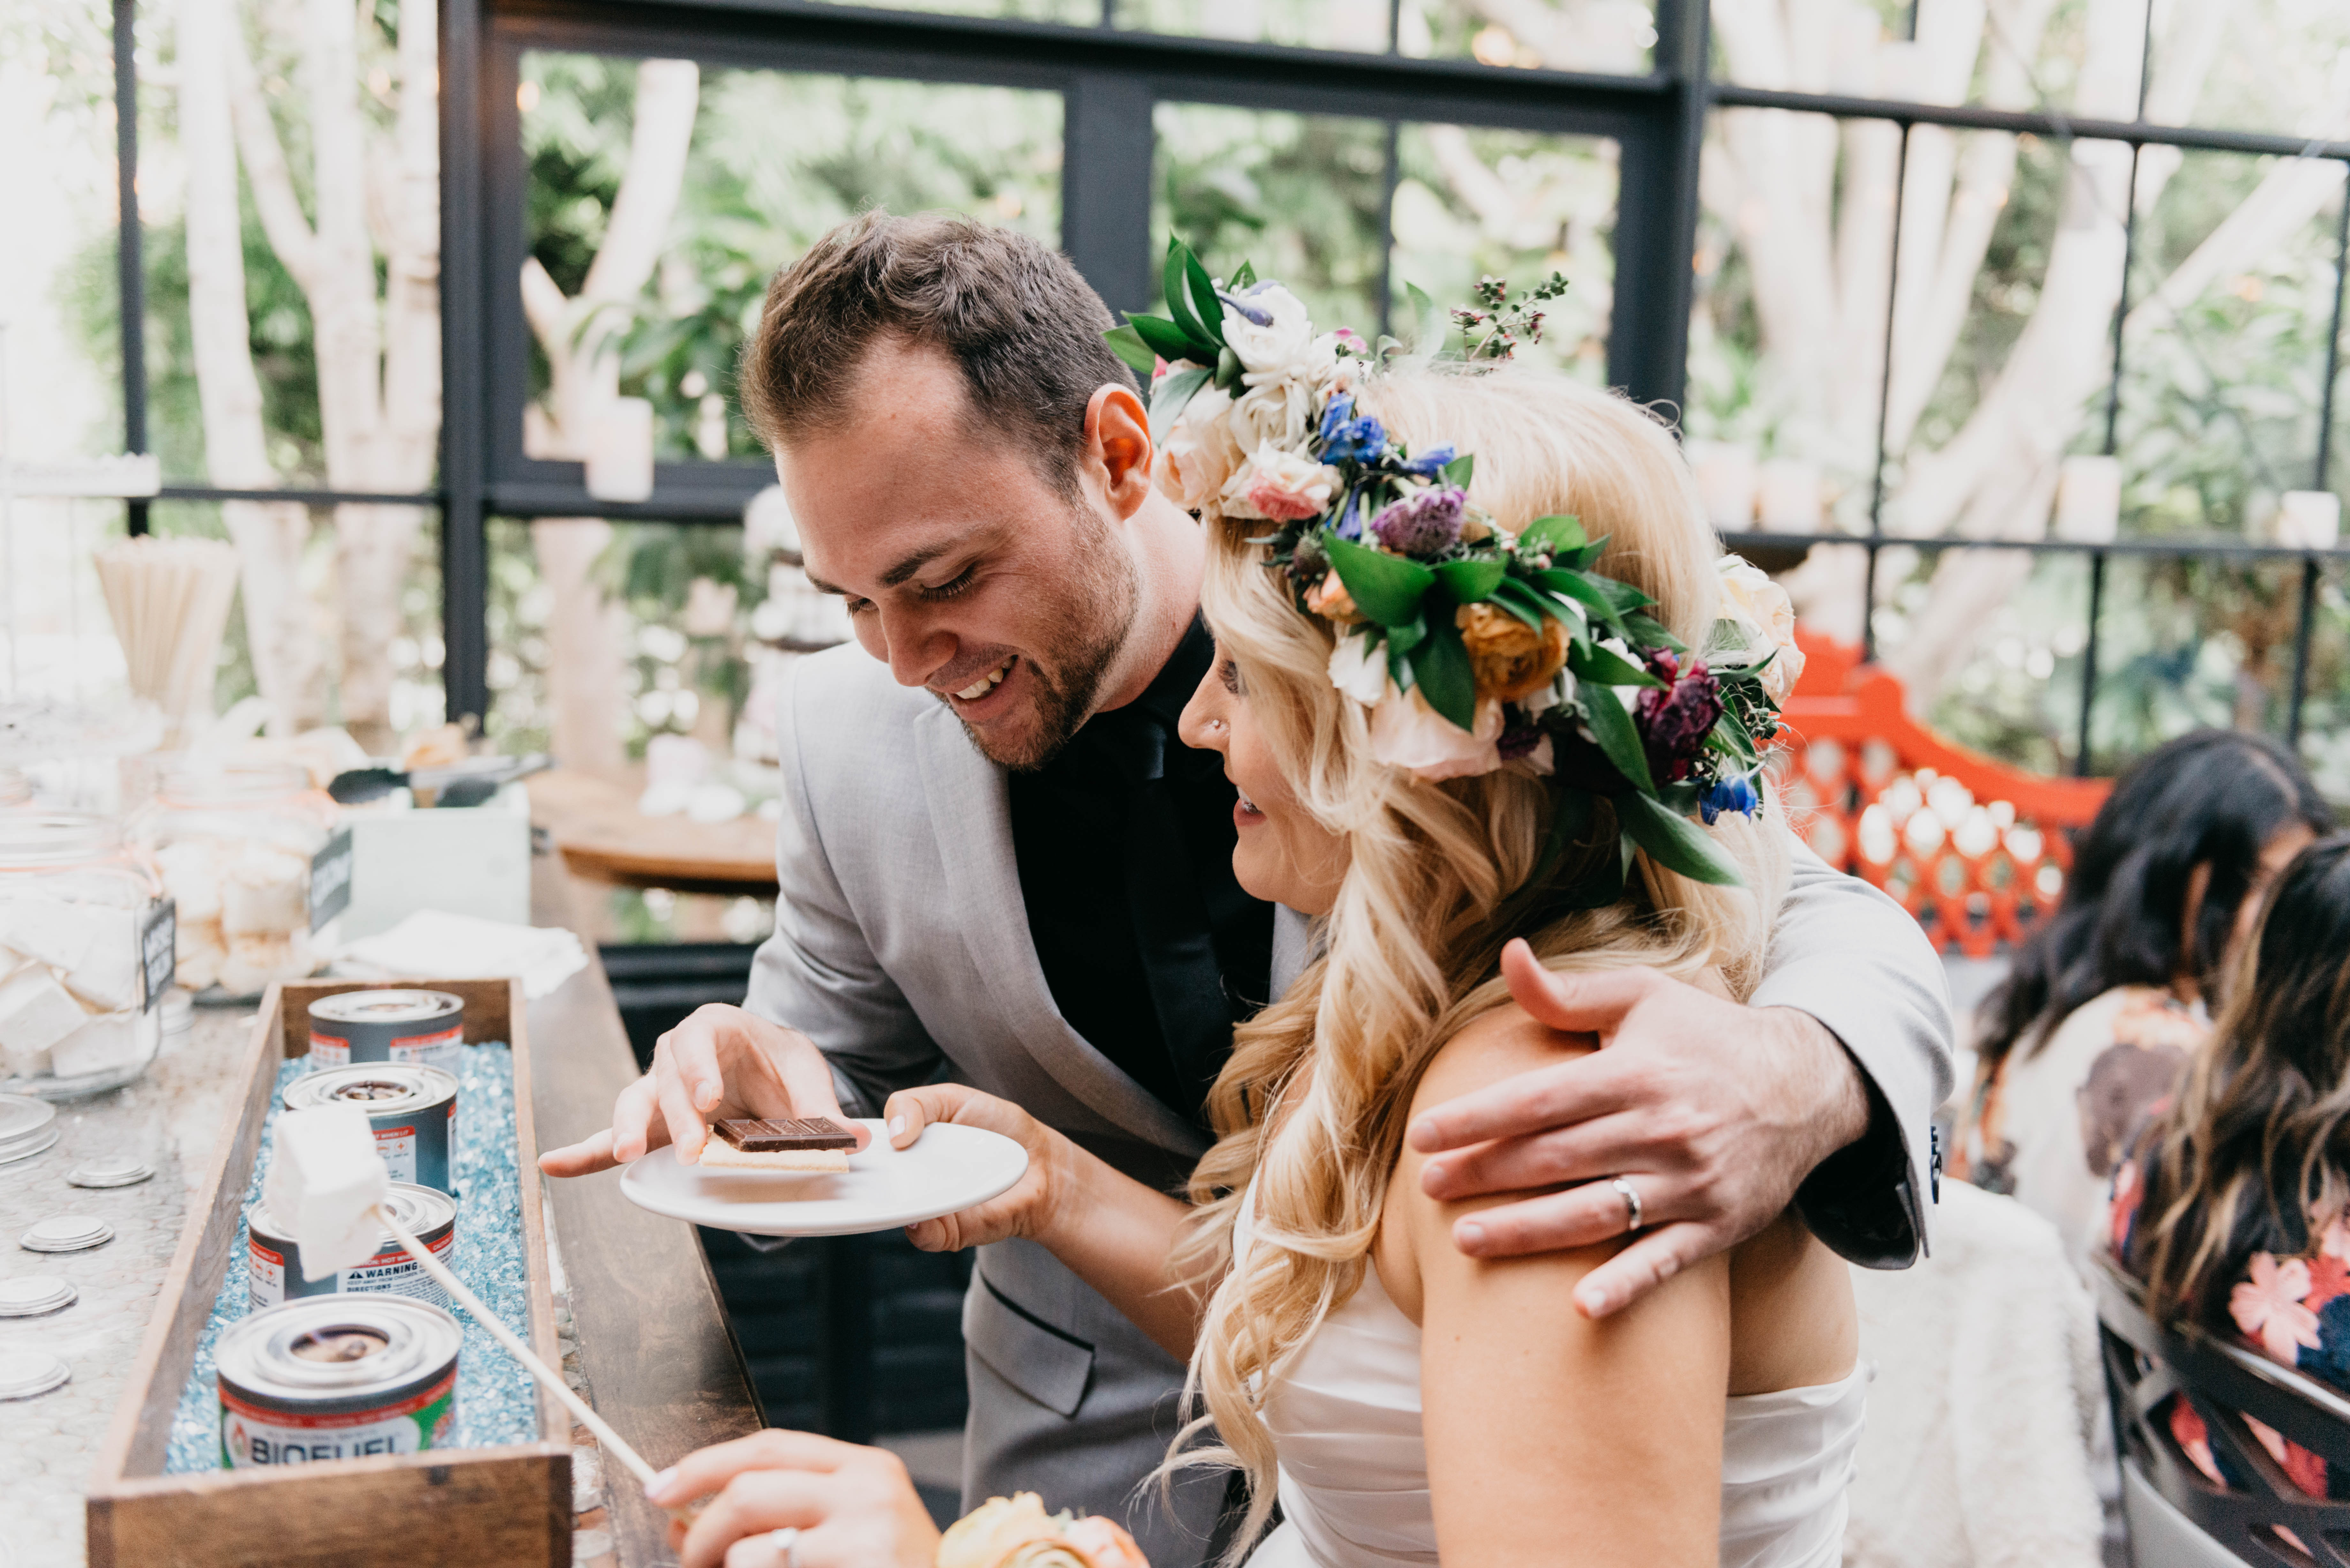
[952,512,1140,773]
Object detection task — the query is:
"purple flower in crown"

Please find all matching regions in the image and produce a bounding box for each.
[1398,443,1458,479]
[1217,293,1271,327]
[1635,649,1722,784]
[1497,719,1547,761]
[1370,486,1466,556]
[1317,394,1388,465]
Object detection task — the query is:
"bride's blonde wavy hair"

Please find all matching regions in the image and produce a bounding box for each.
[1159,364,1793,1557]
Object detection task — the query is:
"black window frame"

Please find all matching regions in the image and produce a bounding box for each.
[87,0,2350,774]
[440,0,1713,727]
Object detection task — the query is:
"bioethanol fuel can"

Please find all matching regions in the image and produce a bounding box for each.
[247,1182,455,1311]
[283,1063,459,1194]
[308,989,465,1072]
[216,1295,460,1468]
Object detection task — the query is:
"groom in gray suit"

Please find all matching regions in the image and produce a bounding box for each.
[544,213,1953,1564]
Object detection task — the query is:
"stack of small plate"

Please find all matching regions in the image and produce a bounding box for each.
[67,1154,152,1188]
[19,1214,113,1253]
[0,1095,58,1167]
[0,1275,76,1317]
[0,1349,71,1400]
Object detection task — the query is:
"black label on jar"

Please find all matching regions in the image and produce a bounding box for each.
[309,827,355,932]
[141,898,177,1012]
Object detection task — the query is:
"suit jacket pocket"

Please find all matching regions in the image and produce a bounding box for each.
[966,1272,1097,1418]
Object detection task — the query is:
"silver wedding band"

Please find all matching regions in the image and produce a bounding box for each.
[1610,1175,1643,1235]
[769,1526,802,1567]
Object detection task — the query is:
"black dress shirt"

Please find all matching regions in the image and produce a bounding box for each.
[1008,616,1274,1127]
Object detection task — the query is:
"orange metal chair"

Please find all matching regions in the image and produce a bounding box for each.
[1769,629,2112,956]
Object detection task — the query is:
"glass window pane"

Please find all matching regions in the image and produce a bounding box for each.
[2113,151,2341,538]
[488,512,809,941]
[1686,109,1884,538]
[1152,103,1389,333]
[2143,0,2350,139]
[1709,0,2108,118]
[2083,557,2305,765]
[1390,124,1618,382]
[1400,0,1655,72]
[2298,566,2350,799]
[1117,0,1390,50]
[1,499,132,711]
[820,0,1092,17]
[3,6,126,467]
[136,499,446,746]
[487,513,850,773]
[521,55,1063,465]
[1884,129,2073,504]
[1860,547,2092,776]
[139,0,436,493]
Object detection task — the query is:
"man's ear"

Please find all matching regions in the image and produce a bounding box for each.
[1085,383,1156,518]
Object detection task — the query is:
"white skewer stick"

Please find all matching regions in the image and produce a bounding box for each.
[267,1104,695,1521]
[367,1202,660,1489]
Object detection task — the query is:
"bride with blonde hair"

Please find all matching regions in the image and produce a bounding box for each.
[656,274,1863,1568]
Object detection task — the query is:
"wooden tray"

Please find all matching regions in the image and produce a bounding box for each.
[84,977,571,1567]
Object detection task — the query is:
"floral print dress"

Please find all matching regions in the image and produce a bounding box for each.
[1952,985,2208,1266]
[2109,1157,2350,1498]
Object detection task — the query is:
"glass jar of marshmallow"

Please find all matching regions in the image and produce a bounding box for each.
[135,760,341,1001]
[0,813,168,1097]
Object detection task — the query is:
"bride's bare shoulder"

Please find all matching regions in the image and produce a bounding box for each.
[1409,999,1596,1120]
[1413,961,1733,1114]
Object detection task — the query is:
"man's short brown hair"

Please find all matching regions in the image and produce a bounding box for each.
[738,212,1133,497]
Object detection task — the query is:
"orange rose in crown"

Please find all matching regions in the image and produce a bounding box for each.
[1456,602,1571,703]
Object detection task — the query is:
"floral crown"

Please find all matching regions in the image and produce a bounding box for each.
[1107,241,1805,892]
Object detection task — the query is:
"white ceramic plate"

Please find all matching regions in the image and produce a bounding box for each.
[618,1118,1029,1239]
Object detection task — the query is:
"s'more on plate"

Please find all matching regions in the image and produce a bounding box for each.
[696,1116,858,1172]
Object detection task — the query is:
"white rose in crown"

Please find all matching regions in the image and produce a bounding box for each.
[1327,634,1390,705]
[1219,284,1342,452]
[1713,555,1805,705]
[1368,685,1503,780]
[1218,283,1316,373]
[1152,384,1245,518]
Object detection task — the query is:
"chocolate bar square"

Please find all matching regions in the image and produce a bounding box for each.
[712,1116,858,1153]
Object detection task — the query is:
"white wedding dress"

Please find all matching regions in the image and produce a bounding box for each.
[1236,1186,1870,1567]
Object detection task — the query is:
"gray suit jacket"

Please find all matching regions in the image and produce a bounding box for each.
[746,645,1954,1564]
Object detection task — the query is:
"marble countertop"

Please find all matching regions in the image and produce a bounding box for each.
[0,1004,622,1568]
[0,1006,253,1568]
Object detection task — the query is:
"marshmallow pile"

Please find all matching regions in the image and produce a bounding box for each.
[0,888,151,1082]
[155,837,317,995]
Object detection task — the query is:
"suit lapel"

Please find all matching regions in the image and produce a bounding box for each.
[913,705,1209,1157]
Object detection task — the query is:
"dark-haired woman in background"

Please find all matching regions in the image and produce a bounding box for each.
[1952,730,2326,1263]
[2112,834,2350,1496]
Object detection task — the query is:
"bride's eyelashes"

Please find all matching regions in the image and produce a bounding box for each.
[1218,656,1244,696]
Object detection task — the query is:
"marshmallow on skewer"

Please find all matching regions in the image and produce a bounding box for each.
[260,1098,685,1506]
[264,1105,392,1281]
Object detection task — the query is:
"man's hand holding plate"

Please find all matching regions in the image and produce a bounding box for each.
[539,1004,871,1177]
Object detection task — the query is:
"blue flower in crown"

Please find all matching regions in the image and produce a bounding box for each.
[1317,394,1387,465]
[1397,444,1457,479]
[1700,774,1760,825]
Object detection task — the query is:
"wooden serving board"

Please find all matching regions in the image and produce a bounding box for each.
[83,977,571,1567]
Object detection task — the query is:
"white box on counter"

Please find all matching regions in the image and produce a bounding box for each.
[341,782,532,941]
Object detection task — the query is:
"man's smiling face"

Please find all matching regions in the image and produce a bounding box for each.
[779,338,1140,771]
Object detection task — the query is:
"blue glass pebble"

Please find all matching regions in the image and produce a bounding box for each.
[164,1045,541,1471]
